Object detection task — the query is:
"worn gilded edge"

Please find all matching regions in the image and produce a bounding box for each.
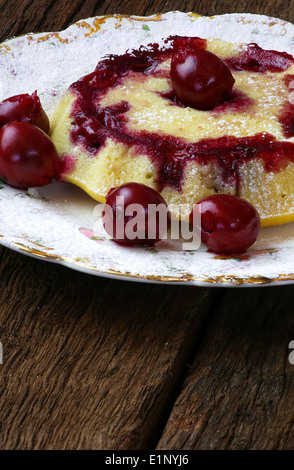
[1,12,294,286]
[1,238,293,286]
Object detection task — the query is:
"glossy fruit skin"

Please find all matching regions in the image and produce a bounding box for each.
[103,182,170,246]
[0,121,60,188]
[170,48,235,110]
[190,194,260,254]
[0,91,50,134]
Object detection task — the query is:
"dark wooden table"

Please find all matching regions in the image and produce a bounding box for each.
[0,0,294,451]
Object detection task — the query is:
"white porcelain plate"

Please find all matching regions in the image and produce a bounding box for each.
[1,11,294,287]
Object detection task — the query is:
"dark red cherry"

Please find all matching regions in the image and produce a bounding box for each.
[102,182,170,246]
[0,121,60,188]
[170,48,235,110]
[190,194,260,254]
[0,91,50,134]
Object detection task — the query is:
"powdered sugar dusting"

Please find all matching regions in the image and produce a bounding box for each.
[1,11,294,286]
[1,12,294,114]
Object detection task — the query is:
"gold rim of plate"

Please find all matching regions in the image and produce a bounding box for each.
[1,12,294,286]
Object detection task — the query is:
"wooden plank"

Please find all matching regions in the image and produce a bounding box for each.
[157,285,294,450]
[0,0,222,451]
[0,247,218,449]
[0,0,217,450]
[1,0,294,452]
[154,0,294,450]
[1,0,294,44]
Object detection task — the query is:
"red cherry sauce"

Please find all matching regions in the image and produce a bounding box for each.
[225,43,294,73]
[226,43,294,139]
[160,88,254,114]
[57,154,76,180]
[68,37,294,192]
[211,90,254,114]
[279,74,294,138]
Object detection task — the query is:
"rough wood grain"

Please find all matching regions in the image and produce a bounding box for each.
[157,286,294,450]
[0,246,219,449]
[0,0,294,452]
[1,0,294,43]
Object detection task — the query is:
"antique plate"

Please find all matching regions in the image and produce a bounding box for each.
[1,11,294,287]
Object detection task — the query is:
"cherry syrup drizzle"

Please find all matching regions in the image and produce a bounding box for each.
[68,36,294,192]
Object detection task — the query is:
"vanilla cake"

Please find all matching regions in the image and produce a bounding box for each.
[50,36,294,227]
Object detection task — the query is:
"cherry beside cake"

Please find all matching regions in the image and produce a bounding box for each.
[49,35,294,227]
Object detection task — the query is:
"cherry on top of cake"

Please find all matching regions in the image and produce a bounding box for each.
[67,36,294,192]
